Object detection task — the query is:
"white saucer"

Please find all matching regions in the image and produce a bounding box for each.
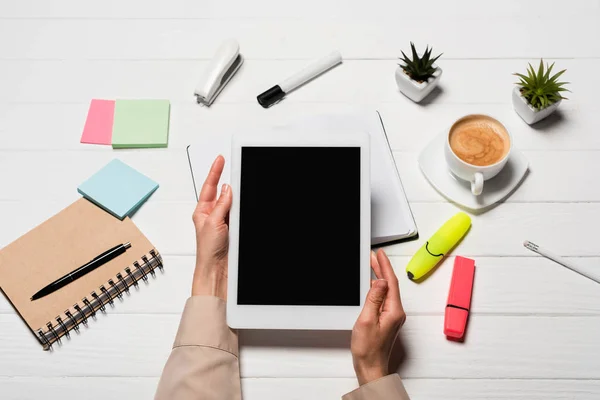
[418,131,529,212]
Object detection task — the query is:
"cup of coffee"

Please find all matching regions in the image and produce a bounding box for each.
[444,114,512,196]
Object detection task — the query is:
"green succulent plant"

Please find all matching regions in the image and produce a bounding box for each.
[398,42,442,82]
[514,60,569,110]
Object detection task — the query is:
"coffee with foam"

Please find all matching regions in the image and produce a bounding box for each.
[449,115,510,167]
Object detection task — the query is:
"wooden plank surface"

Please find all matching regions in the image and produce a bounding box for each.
[2,256,599,316]
[1,313,599,379]
[1,0,599,398]
[2,201,599,257]
[0,19,599,60]
[2,0,599,19]
[1,103,597,151]
[1,149,599,203]
[1,377,600,400]
[0,60,597,106]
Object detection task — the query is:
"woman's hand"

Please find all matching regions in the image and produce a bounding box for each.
[351,249,407,386]
[191,155,232,300]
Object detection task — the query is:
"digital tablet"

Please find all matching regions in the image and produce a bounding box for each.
[227,131,371,330]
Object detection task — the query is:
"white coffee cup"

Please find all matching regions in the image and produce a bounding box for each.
[444,115,512,196]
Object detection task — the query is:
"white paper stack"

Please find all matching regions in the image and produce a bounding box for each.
[186,110,417,245]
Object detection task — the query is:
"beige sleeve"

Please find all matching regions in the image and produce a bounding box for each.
[154,296,241,400]
[342,374,410,400]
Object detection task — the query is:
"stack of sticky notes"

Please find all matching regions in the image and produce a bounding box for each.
[78,159,159,220]
[80,99,170,148]
[80,99,116,145]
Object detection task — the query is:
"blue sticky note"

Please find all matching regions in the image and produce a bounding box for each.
[78,159,159,220]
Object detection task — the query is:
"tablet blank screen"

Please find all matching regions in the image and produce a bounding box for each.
[237,147,361,306]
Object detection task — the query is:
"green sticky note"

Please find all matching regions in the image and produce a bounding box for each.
[111,99,170,148]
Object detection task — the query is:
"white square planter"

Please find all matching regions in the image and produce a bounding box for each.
[395,64,442,103]
[512,86,561,125]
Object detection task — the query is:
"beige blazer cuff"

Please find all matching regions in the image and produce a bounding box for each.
[173,296,238,356]
[342,374,410,400]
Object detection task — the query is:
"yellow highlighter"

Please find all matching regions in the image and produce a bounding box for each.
[406,212,471,281]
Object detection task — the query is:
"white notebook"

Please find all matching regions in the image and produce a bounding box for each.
[186,110,417,245]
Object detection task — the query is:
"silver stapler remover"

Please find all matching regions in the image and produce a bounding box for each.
[194,39,243,106]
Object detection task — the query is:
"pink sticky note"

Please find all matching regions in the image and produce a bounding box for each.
[80,99,115,145]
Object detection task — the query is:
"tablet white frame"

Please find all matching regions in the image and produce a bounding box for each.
[227,130,371,330]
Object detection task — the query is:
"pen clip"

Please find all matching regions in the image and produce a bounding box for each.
[92,243,127,261]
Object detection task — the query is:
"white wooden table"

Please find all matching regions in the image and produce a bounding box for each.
[1,1,600,398]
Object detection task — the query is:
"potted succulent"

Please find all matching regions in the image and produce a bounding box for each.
[395,42,442,103]
[512,60,569,125]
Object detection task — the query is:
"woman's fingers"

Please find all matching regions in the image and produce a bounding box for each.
[371,250,383,279]
[195,156,225,216]
[208,184,233,224]
[376,249,404,313]
[358,280,388,323]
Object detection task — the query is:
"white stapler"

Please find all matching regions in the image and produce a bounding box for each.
[194,39,243,106]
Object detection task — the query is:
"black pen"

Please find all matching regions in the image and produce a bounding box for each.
[31,242,132,301]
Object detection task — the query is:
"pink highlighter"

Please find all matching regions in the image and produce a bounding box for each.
[444,256,475,339]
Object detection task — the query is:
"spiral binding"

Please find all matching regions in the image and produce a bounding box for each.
[134,261,148,282]
[116,273,128,294]
[73,304,87,325]
[143,256,155,277]
[125,267,138,288]
[46,322,60,344]
[91,291,105,312]
[36,249,163,350]
[56,316,69,338]
[82,297,95,318]
[64,310,79,331]
[100,285,113,305]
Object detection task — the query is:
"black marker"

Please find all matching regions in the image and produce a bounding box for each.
[257,51,342,108]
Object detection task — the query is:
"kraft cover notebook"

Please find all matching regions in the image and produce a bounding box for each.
[0,198,163,350]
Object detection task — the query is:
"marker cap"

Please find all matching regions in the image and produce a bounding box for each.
[444,256,476,339]
[428,212,471,255]
[257,85,285,108]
